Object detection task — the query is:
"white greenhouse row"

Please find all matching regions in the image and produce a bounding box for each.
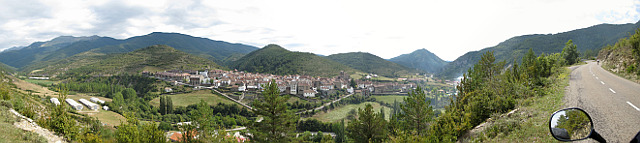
[79,99,99,110]
[65,99,83,110]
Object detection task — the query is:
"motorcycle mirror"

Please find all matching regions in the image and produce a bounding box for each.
[549,108,594,141]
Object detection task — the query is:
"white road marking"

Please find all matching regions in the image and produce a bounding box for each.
[627,101,640,111]
[596,77,599,80]
[609,88,616,94]
[600,81,605,85]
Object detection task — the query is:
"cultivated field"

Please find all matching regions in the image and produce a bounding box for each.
[372,95,406,104]
[310,102,391,123]
[149,90,236,107]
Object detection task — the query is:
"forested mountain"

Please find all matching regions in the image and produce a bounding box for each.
[0,32,258,70]
[389,48,447,74]
[438,21,640,79]
[31,45,221,76]
[231,44,358,77]
[327,52,417,77]
[0,35,102,68]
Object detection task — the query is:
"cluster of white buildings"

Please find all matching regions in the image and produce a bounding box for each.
[146,70,356,98]
[50,97,108,111]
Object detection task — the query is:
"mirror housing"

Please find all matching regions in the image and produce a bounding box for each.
[549,108,594,141]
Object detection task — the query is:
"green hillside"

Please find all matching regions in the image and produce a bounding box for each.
[327,52,417,77]
[0,32,258,70]
[389,48,447,74]
[598,29,640,81]
[438,21,640,79]
[231,44,358,77]
[0,62,15,73]
[29,45,221,76]
[0,36,104,69]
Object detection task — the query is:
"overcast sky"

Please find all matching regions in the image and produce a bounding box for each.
[1,0,639,61]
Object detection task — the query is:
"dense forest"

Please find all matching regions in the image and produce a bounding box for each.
[231,44,358,77]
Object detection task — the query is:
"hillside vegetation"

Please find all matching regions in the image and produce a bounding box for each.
[389,48,447,74]
[439,21,640,79]
[327,52,417,77]
[231,44,358,77]
[30,45,221,76]
[598,29,640,82]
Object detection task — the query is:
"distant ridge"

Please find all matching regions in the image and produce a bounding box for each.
[0,32,258,70]
[30,45,222,76]
[327,52,417,77]
[437,21,640,79]
[231,44,358,77]
[389,48,447,74]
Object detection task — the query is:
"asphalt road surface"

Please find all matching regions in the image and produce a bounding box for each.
[564,61,640,142]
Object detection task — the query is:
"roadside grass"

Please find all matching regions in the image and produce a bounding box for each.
[309,102,391,123]
[0,106,47,143]
[149,90,236,107]
[372,95,406,104]
[472,68,570,142]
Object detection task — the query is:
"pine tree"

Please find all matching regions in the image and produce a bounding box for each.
[400,86,433,136]
[347,104,387,143]
[247,79,299,142]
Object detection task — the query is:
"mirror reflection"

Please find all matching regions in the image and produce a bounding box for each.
[550,108,593,140]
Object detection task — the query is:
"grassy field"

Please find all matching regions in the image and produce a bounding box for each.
[84,109,126,127]
[470,68,570,142]
[373,95,406,104]
[23,79,57,86]
[310,102,391,123]
[149,90,236,107]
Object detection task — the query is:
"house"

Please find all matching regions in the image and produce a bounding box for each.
[169,130,198,142]
[103,106,109,111]
[303,90,316,97]
[164,87,173,93]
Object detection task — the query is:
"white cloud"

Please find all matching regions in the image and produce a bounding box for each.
[0,0,639,61]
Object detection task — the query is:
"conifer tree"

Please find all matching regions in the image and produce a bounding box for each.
[247,79,299,142]
[347,104,387,143]
[400,86,433,136]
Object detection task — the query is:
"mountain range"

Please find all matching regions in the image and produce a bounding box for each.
[3,20,640,79]
[327,52,417,77]
[0,32,258,69]
[437,21,640,79]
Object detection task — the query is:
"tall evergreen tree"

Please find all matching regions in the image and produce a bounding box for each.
[562,40,580,65]
[167,96,173,114]
[247,79,299,142]
[159,96,166,115]
[400,86,433,136]
[347,104,387,143]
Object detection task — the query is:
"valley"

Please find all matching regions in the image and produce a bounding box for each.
[0,19,639,142]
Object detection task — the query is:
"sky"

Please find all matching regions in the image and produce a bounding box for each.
[1,0,639,61]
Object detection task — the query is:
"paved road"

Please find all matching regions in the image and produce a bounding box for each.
[564,61,640,142]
